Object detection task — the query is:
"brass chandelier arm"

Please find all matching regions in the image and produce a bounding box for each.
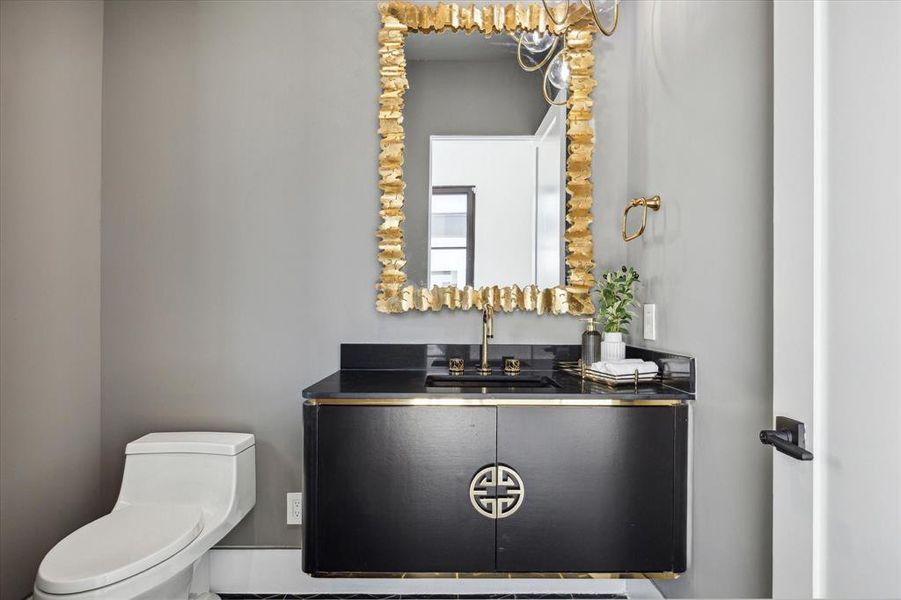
[583,0,620,37]
[541,0,572,27]
[516,33,559,72]
[526,1,620,107]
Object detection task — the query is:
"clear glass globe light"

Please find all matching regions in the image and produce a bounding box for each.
[547,52,571,89]
[584,0,618,14]
[544,0,568,14]
[521,30,555,54]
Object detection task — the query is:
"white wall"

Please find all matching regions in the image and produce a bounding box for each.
[817,2,900,596]
[535,103,566,289]
[431,137,536,287]
[0,2,104,598]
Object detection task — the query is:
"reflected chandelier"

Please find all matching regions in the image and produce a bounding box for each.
[515,0,620,105]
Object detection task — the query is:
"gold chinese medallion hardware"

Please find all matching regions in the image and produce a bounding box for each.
[469,464,525,519]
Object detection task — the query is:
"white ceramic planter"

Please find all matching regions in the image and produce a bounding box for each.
[601,331,626,361]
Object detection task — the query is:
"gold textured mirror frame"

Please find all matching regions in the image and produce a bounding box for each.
[376,2,596,315]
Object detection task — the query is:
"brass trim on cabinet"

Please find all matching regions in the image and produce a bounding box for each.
[375,2,597,315]
[315,571,680,579]
[306,397,685,407]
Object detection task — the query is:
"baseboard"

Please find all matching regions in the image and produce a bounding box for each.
[208,549,662,598]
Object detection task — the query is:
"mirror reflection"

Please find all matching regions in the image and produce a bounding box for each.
[403,32,567,290]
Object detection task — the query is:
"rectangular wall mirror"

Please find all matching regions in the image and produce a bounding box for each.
[376,3,597,315]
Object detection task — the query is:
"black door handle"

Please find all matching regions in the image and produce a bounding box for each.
[760,416,813,461]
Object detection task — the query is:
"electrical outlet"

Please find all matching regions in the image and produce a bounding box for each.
[287,492,303,525]
[643,303,657,341]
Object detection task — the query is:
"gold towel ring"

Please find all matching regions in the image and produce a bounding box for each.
[622,195,662,242]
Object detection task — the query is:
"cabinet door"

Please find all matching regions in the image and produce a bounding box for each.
[496,406,685,573]
[310,405,496,573]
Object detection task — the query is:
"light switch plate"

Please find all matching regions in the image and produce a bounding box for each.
[643,303,657,341]
[287,492,302,525]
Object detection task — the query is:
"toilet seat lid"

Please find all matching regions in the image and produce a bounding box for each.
[36,504,203,594]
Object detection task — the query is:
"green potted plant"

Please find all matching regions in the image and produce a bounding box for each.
[595,266,640,361]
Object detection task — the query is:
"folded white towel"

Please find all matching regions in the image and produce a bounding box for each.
[591,360,659,376]
[589,359,641,371]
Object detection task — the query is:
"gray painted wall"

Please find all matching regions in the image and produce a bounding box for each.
[599,2,774,597]
[100,0,582,548]
[404,58,548,285]
[0,2,104,598]
[99,1,773,597]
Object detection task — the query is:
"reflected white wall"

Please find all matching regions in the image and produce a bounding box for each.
[431,136,535,287]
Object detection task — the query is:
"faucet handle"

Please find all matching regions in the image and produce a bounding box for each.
[448,358,465,375]
[503,358,521,375]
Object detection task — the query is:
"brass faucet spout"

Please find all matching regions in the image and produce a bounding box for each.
[479,305,494,375]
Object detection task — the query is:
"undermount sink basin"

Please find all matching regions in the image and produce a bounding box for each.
[425,374,560,389]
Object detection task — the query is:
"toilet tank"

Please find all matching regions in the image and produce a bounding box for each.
[116,432,255,528]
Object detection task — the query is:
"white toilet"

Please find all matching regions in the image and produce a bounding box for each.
[34,432,256,600]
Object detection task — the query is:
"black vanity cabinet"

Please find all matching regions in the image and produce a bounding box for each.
[495,407,687,573]
[304,406,497,573]
[303,402,689,576]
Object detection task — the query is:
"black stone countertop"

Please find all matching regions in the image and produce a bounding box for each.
[302,344,695,401]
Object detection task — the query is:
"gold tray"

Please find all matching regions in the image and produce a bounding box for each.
[555,360,660,387]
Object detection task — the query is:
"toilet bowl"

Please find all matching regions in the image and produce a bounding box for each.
[34,432,256,600]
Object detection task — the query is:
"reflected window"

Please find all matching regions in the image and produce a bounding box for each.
[428,186,475,288]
